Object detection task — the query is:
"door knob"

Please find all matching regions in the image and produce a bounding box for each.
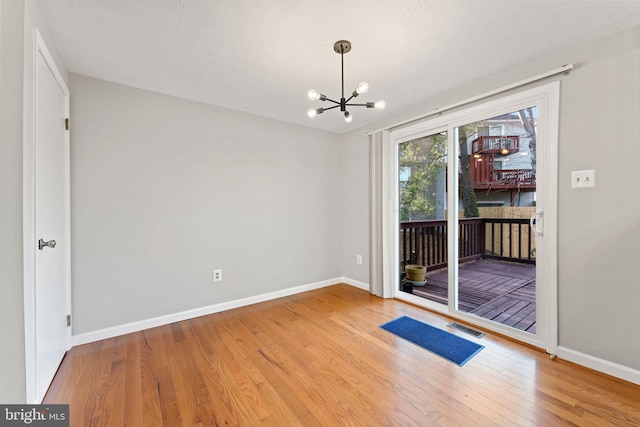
[38,238,57,250]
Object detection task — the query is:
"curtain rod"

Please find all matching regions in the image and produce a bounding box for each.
[367,63,573,135]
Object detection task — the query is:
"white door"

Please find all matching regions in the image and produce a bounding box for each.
[34,33,71,401]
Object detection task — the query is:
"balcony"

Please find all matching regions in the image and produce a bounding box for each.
[468,135,535,192]
[471,135,520,155]
[400,218,536,333]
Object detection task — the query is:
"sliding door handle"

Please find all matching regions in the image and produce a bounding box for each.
[529,211,543,236]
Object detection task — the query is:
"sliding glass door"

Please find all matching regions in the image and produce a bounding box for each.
[398,131,448,304]
[389,82,559,352]
[453,109,538,333]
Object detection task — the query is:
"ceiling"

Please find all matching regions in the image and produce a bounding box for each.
[36,0,640,134]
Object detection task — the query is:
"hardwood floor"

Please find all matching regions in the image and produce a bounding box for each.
[44,284,639,426]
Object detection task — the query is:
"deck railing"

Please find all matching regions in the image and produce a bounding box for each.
[471,135,520,154]
[469,161,536,190]
[400,217,535,272]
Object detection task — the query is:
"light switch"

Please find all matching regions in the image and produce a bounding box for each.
[571,170,595,189]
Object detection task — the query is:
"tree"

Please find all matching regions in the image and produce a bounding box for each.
[518,108,536,172]
[458,126,479,218]
[399,134,447,221]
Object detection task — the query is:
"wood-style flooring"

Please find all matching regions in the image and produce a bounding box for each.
[412,260,537,333]
[44,284,639,426]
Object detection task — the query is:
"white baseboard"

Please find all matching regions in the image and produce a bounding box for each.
[556,346,640,385]
[341,277,370,291]
[72,277,345,346]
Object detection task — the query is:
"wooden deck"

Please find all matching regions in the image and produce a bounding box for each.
[409,259,536,333]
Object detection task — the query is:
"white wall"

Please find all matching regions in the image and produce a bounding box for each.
[340,135,370,283]
[69,74,343,335]
[558,43,640,369]
[0,0,27,403]
[340,25,640,374]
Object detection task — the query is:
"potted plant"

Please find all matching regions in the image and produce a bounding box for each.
[405,264,426,282]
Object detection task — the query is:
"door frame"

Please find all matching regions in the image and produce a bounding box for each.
[384,82,559,353]
[23,29,71,404]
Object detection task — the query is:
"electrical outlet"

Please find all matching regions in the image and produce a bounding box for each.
[571,169,595,189]
[213,269,222,282]
[356,254,362,265]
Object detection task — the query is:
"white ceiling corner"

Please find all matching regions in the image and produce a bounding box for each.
[36,0,640,134]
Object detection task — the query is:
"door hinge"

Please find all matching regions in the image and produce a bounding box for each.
[65,118,70,130]
[66,314,71,327]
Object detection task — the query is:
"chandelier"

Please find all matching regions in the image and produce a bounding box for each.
[307,40,385,123]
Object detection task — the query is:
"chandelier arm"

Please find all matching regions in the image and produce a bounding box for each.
[322,105,341,111]
[345,103,371,107]
[323,98,341,105]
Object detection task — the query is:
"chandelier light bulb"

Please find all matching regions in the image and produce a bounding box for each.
[344,111,353,123]
[307,89,326,101]
[308,89,320,101]
[374,100,386,110]
[308,108,324,118]
[354,82,369,96]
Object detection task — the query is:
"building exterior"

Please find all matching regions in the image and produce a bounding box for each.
[466,111,537,207]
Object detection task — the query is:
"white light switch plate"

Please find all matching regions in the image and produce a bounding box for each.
[571,169,595,189]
